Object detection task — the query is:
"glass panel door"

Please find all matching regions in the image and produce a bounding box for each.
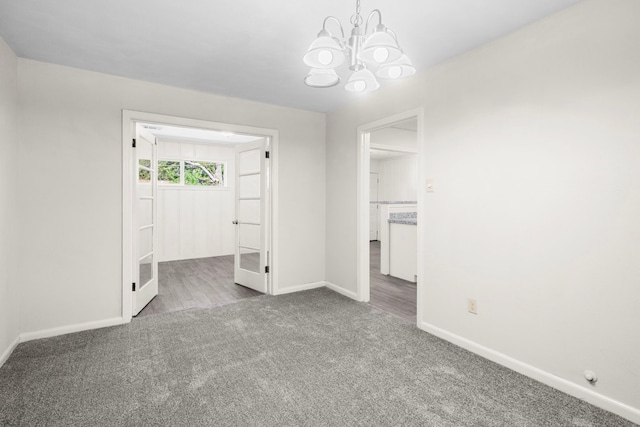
[234,138,267,293]
[132,126,159,315]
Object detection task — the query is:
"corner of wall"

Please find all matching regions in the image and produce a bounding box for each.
[0,37,21,366]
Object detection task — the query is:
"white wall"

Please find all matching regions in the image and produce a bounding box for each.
[371,155,418,202]
[156,139,235,262]
[17,60,326,335]
[0,38,19,363]
[327,0,640,421]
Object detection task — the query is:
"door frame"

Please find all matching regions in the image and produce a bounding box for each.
[122,110,279,322]
[356,108,424,325]
[369,172,379,241]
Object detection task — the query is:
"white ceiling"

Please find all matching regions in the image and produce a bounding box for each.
[370,148,415,161]
[140,123,262,144]
[371,118,417,160]
[0,0,583,113]
[390,119,418,132]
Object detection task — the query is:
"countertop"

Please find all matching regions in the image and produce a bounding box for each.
[388,218,417,225]
[371,201,417,205]
[388,212,417,225]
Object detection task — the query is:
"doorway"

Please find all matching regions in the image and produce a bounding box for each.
[357,109,424,324]
[122,111,279,322]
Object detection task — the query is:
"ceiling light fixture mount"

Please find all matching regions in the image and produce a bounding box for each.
[303,0,415,94]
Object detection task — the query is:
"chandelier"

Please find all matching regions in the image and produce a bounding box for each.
[303,0,415,93]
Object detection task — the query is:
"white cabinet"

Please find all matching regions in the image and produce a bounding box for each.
[389,223,417,282]
[379,203,416,277]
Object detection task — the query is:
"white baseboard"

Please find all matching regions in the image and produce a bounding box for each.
[20,317,127,343]
[419,321,640,425]
[271,281,360,301]
[324,281,359,301]
[273,281,325,295]
[0,335,20,368]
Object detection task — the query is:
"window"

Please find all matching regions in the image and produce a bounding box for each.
[138,159,151,182]
[155,159,226,187]
[185,161,225,187]
[157,160,181,184]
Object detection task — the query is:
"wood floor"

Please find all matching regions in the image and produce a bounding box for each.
[137,243,416,322]
[369,241,417,322]
[136,255,262,318]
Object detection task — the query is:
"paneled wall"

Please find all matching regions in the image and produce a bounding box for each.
[370,155,418,202]
[156,139,235,262]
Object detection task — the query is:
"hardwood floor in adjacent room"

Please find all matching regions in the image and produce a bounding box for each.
[138,244,415,322]
[136,255,262,318]
[369,241,417,323]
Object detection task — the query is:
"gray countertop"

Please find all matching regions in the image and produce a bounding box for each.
[389,218,417,225]
[388,212,417,225]
[371,201,417,205]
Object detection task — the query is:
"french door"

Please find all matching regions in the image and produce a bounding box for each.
[234,138,268,293]
[132,126,159,315]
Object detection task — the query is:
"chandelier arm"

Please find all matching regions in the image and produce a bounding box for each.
[322,16,345,40]
[364,9,383,35]
[386,28,400,44]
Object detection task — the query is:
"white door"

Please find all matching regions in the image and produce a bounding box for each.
[234,138,268,293]
[132,127,159,315]
[369,173,379,241]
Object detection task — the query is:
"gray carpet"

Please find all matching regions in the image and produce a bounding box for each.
[0,288,634,426]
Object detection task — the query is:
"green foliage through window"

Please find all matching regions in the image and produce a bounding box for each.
[185,161,225,186]
[158,161,181,184]
[138,159,151,182]
[138,159,226,187]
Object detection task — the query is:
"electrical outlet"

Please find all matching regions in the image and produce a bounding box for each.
[468,298,478,314]
[426,179,434,192]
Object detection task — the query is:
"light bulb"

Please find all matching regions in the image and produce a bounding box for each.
[388,66,402,79]
[318,50,333,66]
[345,68,379,93]
[373,47,389,63]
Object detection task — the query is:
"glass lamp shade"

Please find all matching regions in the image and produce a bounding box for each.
[303,33,345,69]
[344,68,380,93]
[304,68,341,88]
[376,55,416,79]
[358,28,403,65]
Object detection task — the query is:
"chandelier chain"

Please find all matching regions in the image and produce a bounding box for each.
[350,0,363,27]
